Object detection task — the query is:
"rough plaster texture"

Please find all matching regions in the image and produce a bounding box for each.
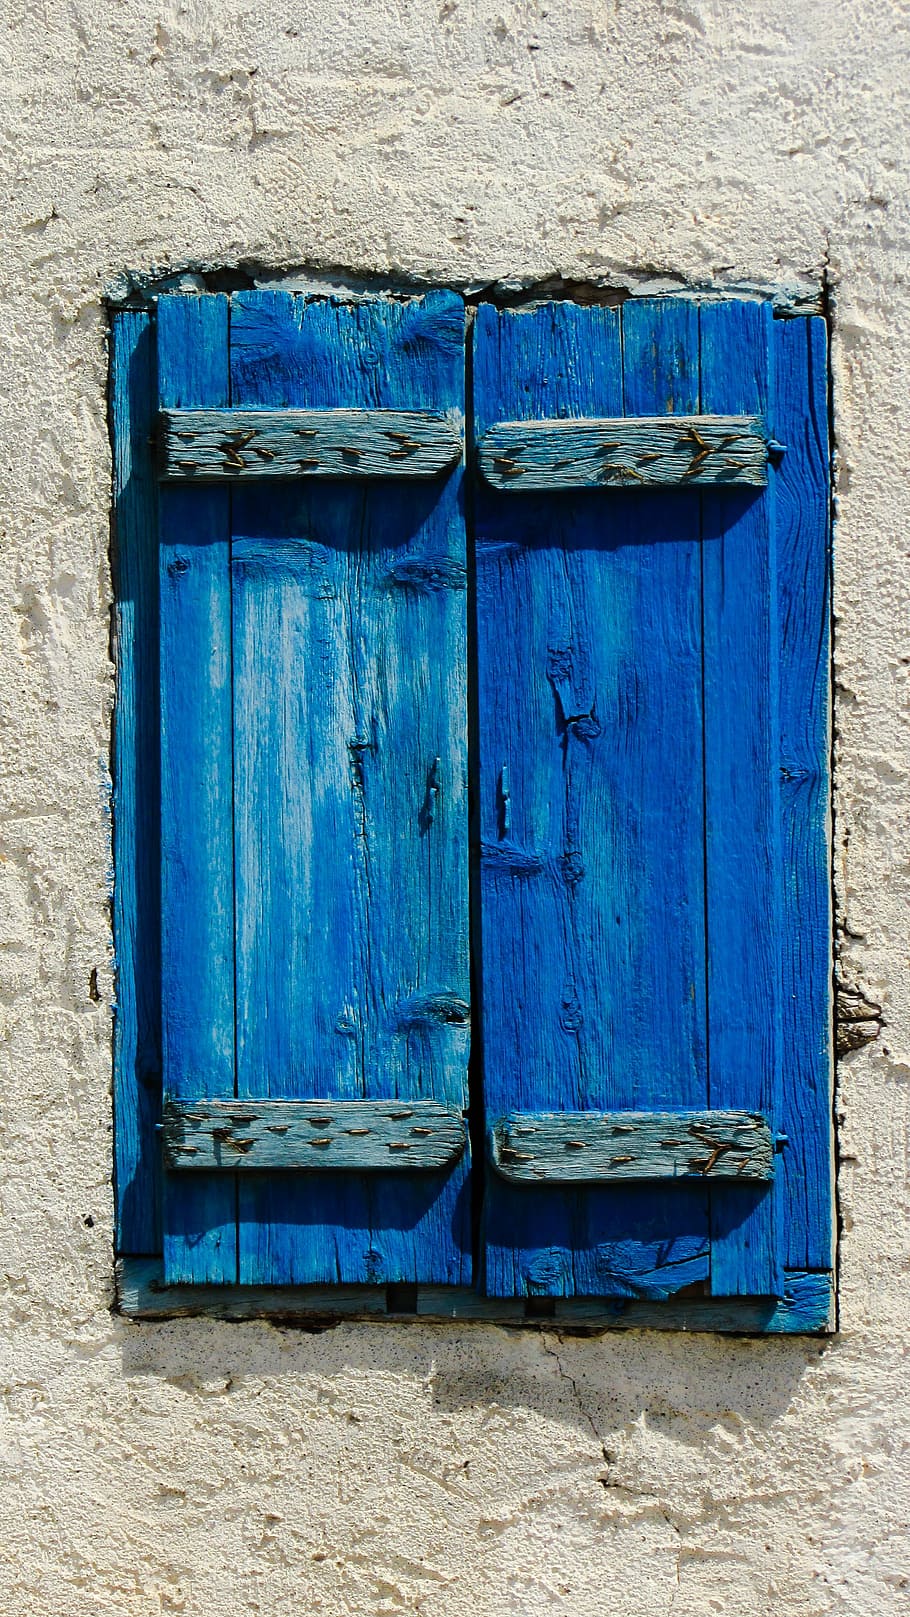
[0,1,908,1612]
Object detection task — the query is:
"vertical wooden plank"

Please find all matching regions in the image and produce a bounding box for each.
[775,316,833,1271]
[158,294,237,1284]
[111,309,161,1254]
[476,300,710,1297]
[574,295,710,1282]
[701,299,783,1297]
[230,290,471,1285]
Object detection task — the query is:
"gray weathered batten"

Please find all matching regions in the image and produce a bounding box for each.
[158,406,464,480]
[163,1096,467,1171]
[477,413,769,488]
[489,1109,776,1182]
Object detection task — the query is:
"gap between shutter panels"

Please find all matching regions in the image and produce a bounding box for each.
[137,284,834,1306]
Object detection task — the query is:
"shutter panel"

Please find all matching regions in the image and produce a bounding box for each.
[474,299,711,1298]
[473,297,829,1301]
[159,290,471,1287]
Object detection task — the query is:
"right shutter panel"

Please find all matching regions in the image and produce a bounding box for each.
[474,300,712,1299]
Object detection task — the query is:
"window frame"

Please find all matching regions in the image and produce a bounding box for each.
[111,287,835,1334]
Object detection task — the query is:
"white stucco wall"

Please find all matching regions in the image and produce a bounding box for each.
[1,1,908,1611]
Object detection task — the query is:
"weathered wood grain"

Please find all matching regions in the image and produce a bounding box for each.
[159,406,463,480]
[111,309,162,1255]
[229,289,472,1286]
[118,1258,834,1334]
[490,1110,774,1182]
[158,295,238,1285]
[590,294,713,1288]
[163,1098,466,1171]
[474,299,711,1299]
[701,300,782,1298]
[477,413,767,489]
[774,315,833,1271]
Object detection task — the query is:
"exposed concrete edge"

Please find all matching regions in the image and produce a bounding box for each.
[104,261,825,315]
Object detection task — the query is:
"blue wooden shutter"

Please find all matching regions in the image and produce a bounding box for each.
[115,288,828,1319]
[158,290,471,1287]
[473,298,831,1301]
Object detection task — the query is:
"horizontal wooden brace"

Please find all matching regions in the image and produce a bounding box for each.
[489,1109,775,1183]
[158,407,464,481]
[162,1097,467,1171]
[476,414,769,489]
[118,1259,835,1334]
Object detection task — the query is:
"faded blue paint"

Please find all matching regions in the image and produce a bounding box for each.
[118,1257,833,1334]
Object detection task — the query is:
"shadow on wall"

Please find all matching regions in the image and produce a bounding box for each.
[118,1316,826,1445]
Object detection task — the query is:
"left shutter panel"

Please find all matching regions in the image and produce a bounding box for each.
[161,289,472,1288]
[159,295,238,1283]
